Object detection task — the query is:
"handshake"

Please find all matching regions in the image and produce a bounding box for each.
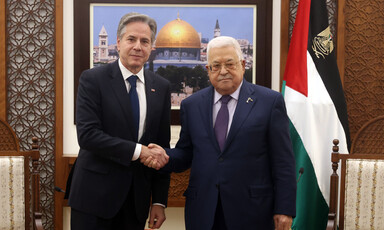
[139,144,168,170]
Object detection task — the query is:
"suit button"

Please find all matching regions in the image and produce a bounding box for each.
[216,184,220,189]
[218,157,224,162]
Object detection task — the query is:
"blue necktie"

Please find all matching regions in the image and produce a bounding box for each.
[214,95,232,151]
[127,75,139,141]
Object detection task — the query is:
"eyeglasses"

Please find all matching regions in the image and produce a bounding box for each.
[208,61,239,73]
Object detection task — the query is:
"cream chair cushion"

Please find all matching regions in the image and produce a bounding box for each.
[0,156,25,230]
[344,159,384,230]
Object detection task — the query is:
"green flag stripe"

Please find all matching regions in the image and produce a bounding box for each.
[289,121,329,230]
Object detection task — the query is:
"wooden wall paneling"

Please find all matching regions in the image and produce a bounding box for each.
[280,0,290,89]
[336,0,346,85]
[0,0,6,120]
[55,0,65,229]
[342,0,384,140]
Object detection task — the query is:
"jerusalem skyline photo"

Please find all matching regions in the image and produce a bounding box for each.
[91,5,256,106]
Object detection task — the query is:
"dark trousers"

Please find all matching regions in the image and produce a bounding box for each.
[71,189,145,230]
[212,195,228,230]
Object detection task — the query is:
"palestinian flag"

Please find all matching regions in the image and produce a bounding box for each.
[282,0,351,229]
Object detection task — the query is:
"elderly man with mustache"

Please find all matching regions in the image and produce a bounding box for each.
[146,36,296,230]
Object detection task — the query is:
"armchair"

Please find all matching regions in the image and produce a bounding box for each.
[0,119,43,230]
[327,139,384,230]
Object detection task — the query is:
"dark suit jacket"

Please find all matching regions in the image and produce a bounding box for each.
[164,80,296,230]
[67,60,171,222]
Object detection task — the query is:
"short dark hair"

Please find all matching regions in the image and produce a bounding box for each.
[117,12,157,44]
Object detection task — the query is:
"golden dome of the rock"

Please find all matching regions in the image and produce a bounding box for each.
[155,17,201,49]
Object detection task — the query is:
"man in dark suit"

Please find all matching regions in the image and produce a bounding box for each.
[66,12,170,230]
[147,36,296,230]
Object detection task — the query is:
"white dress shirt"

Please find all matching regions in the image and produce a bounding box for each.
[118,59,147,161]
[119,60,166,208]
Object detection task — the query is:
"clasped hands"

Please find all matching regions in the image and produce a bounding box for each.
[140,144,168,170]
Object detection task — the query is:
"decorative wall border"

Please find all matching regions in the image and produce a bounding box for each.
[4,0,58,229]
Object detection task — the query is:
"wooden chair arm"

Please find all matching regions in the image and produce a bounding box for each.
[326,213,336,230]
[327,140,340,230]
[34,212,44,230]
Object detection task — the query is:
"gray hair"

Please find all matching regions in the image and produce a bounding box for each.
[207,36,243,61]
[117,12,157,45]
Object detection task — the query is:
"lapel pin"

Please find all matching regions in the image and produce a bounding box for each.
[151,88,156,92]
[246,97,253,103]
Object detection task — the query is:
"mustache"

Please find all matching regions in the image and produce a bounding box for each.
[218,75,233,81]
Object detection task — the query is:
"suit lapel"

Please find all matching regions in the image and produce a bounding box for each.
[198,86,219,150]
[108,61,136,137]
[224,81,257,151]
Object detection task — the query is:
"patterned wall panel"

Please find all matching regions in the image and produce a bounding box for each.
[289,0,299,42]
[343,0,384,139]
[6,0,55,229]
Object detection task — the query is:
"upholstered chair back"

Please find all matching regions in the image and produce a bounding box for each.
[0,156,26,229]
[0,119,43,230]
[343,158,384,229]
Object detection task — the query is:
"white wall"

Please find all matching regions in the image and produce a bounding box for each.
[62,1,281,229]
[271,0,282,91]
[63,0,78,156]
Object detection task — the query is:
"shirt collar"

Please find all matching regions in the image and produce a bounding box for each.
[118,59,145,84]
[214,80,243,104]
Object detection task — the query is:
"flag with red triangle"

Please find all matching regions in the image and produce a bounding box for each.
[282,0,351,229]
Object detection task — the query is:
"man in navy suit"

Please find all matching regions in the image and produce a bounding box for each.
[147,36,296,230]
[66,13,170,230]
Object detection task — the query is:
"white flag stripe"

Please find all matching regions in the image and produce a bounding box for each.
[284,51,349,205]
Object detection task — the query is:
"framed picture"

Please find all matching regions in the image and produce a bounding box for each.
[74,0,272,125]
[91,5,255,107]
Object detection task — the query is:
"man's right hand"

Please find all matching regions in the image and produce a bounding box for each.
[140,144,169,170]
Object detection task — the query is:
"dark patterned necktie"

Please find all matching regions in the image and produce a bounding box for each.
[127,75,139,140]
[214,95,232,151]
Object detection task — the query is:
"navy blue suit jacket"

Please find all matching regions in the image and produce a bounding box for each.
[67,60,171,222]
[165,80,296,230]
